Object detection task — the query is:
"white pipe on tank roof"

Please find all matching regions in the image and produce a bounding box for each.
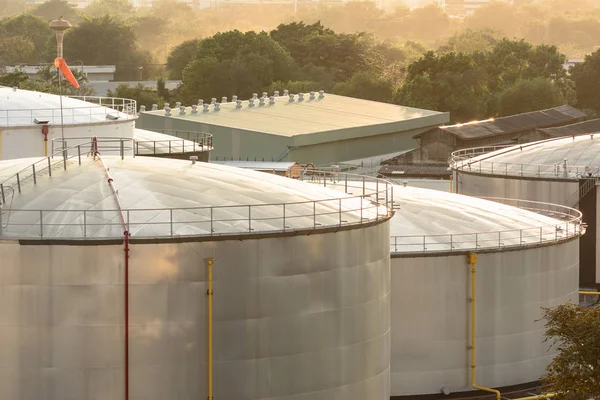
[310,91,315,99]
[140,105,146,112]
[288,94,295,102]
[252,93,258,100]
[319,90,325,98]
[164,103,169,109]
[249,99,255,107]
[175,102,181,108]
[214,103,220,111]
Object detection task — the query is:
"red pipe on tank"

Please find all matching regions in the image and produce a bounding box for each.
[124,230,130,400]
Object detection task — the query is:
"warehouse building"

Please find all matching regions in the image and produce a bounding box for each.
[385,105,586,165]
[137,92,449,165]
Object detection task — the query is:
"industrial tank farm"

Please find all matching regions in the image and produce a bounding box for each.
[0,147,393,400]
[389,186,581,397]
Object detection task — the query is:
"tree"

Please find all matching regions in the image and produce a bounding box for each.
[498,78,566,116]
[333,71,393,102]
[166,39,199,80]
[180,30,295,103]
[571,49,600,114]
[107,83,164,110]
[439,29,499,55]
[542,303,600,398]
[63,16,152,80]
[0,36,36,65]
[395,51,490,122]
[270,22,376,82]
[0,71,29,87]
[0,13,53,59]
[466,1,521,37]
[32,0,80,23]
[83,0,135,20]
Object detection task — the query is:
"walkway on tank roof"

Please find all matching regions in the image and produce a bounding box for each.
[0,149,391,240]
[142,93,448,137]
[454,134,600,179]
[0,87,135,127]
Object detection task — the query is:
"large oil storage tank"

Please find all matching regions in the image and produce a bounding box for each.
[296,173,582,397]
[0,143,393,400]
[388,185,581,396]
[450,135,600,287]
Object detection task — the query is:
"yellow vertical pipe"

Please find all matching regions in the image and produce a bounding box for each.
[207,257,213,400]
[469,253,501,400]
[449,173,453,193]
[44,140,48,157]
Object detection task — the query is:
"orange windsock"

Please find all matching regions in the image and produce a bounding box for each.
[54,57,80,89]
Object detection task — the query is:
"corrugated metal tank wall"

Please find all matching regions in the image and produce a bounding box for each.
[390,239,579,396]
[0,222,391,400]
[456,172,578,205]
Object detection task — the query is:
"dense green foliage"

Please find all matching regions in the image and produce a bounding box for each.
[571,49,600,115]
[542,303,600,399]
[107,83,165,109]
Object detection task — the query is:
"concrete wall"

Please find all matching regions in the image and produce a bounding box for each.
[0,221,391,400]
[0,121,135,160]
[390,240,579,396]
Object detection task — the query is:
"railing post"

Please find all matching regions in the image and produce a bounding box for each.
[210,207,214,234]
[170,209,173,236]
[153,141,156,154]
[120,139,124,160]
[345,174,348,193]
[450,234,453,250]
[394,236,397,252]
[313,202,316,229]
[339,198,342,226]
[83,210,87,238]
[282,203,286,231]
[362,176,365,196]
[78,145,81,164]
[498,231,501,247]
[248,206,252,232]
[475,233,478,248]
[63,150,67,170]
[423,236,426,252]
[39,210,43,238]
[0,183,4,205]
[32,164,37,184]
[376,179,379,204]
[169,141,172,154]
[16,173,20,193]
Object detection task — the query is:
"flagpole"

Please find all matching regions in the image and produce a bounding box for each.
[50,16,71,153]
[58,66,65,146]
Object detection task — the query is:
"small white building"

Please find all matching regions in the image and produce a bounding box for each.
[5,65,117,82]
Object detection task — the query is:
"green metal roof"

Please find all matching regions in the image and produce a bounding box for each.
[143,93,448,137]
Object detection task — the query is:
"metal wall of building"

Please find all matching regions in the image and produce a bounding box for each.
[0,222,391,400]
[390,239,579,396]
[456,171,578,205]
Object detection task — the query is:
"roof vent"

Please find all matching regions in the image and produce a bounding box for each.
[232,95,238,102]
[262,92,268,98]
[164,103,170,109]
[249,98,255,107]
[252,93,258,100]
[236,100,243,108]
[198,99,204,106]
[191,105,198,114]
[139,105,146,112]
[269,96,275,104]
[298,93,304,101]
[34,118,49,124]
[214,103,221,111]
[283,89,289,96]
[288,94,295,102]
[179,106,186,115]
[402,181,408,187]
[274,90,280,97]
[164,107,171,116]
[259,97,265,106]
[12,87,17,92]
[222,96,228,103]
[203,104,210,112]
[309,91,315,100]
[211,98,216,104]
[319,90,324,98]
[190,155,198,164]
[151,104,158,111]
[175,101,181,108]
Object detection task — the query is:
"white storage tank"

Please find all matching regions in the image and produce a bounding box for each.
[451,135,600,287]
[389,186,581,396]
[0,146,393,400]
[0,87,211,161]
